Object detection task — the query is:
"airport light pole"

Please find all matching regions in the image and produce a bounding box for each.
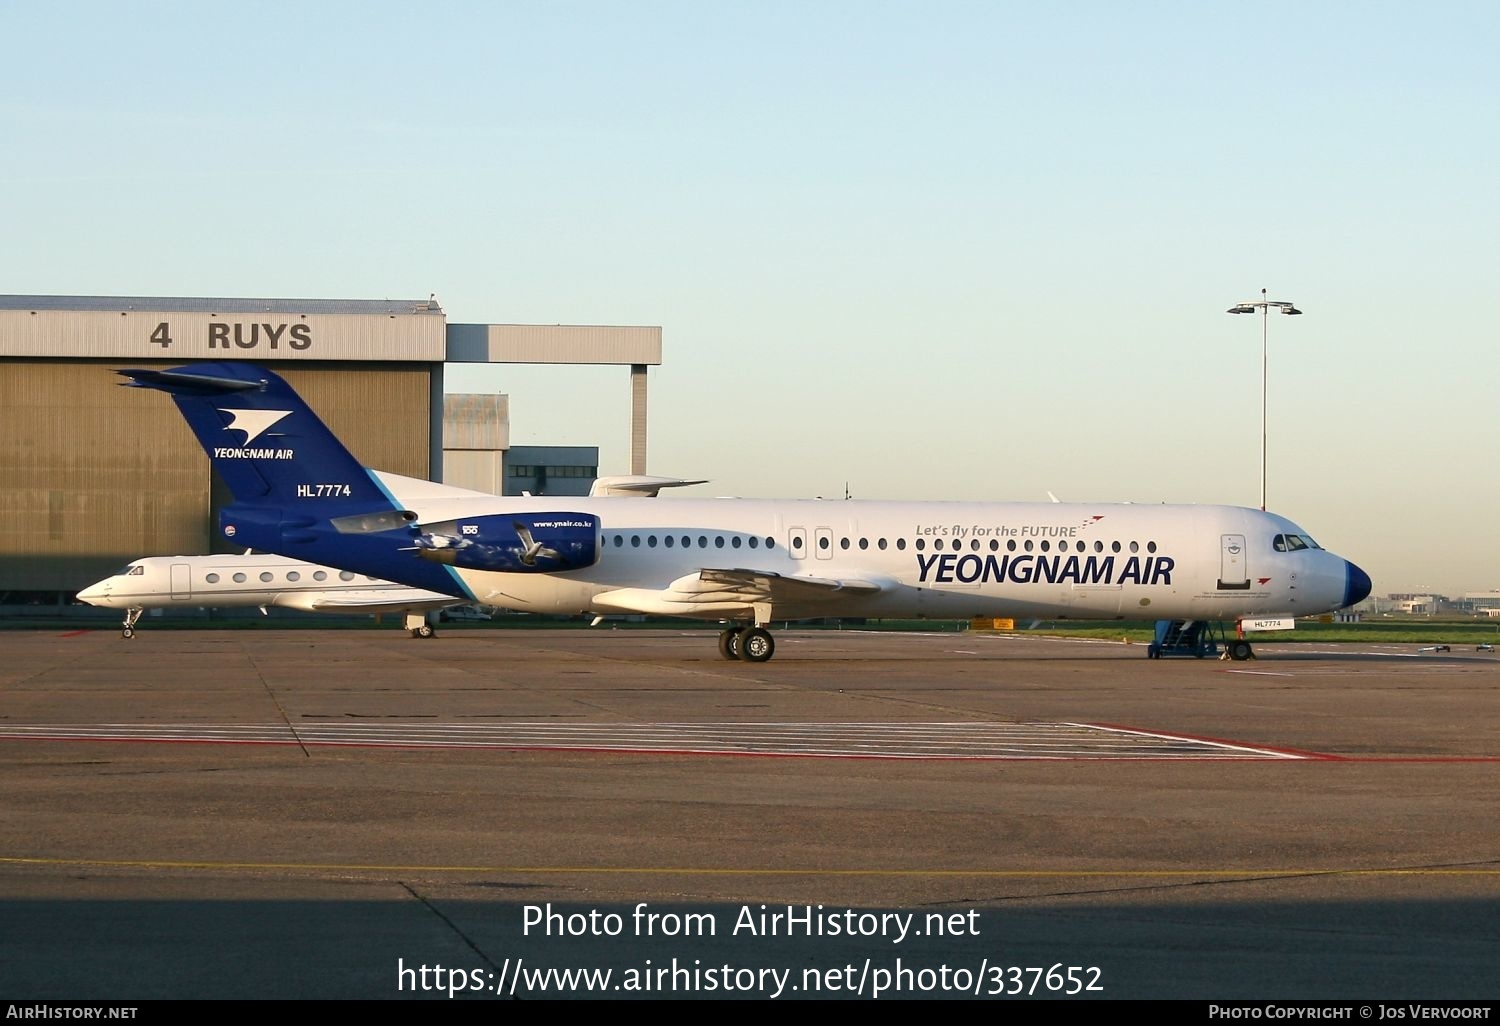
[1227,289,1302,511]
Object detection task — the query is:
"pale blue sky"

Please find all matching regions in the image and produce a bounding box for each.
[3,2,1495,595]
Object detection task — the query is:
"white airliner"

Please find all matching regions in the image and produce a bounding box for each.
[77,553,462,638]
[119,362,1372,662]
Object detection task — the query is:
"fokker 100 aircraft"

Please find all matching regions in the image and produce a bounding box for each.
[120,362,1371,662]
[77,553,465,638]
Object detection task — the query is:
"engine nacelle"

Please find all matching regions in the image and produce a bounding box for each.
[410,512,600,573]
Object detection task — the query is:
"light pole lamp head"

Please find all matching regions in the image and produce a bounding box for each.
[1227,304,1257,314]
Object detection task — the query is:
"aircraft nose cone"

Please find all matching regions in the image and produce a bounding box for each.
[76,582,106,603]
[1343,561,1372,608]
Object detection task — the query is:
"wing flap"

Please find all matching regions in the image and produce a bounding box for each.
[592,568,884,619]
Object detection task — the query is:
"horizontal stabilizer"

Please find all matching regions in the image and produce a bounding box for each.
[118,367,266,395]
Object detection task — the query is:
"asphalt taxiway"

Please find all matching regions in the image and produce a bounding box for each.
[3,626,1498,1000]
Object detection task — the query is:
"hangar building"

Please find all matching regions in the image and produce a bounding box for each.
[0,295,660,598]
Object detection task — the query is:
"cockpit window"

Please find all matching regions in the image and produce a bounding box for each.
[1273,534,1322,552]
[126,564,145,576]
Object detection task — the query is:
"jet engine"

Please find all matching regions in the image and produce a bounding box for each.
[409,513,600,573]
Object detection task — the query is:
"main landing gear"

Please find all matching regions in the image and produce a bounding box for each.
[717,626,776,663]
[405,613,437,639]
[120,607,143,639]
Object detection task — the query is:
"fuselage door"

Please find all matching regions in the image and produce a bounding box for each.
[170,562,192,601]
[1217,534,1250,590]
[814,527,834,561]
[788,526,808,561]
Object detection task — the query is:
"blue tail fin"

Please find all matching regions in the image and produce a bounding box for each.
[118,363,394,510]
[119,362,473,599]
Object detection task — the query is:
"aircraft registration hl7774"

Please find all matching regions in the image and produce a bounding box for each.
[119,362,1371,662]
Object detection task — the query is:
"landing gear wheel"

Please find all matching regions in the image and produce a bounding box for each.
[413,624,436,639]
[121,627,134,640]
[717,627,743,660]
[740,627,775,663]
[120,607,142,639]
[1229,640,1254,661]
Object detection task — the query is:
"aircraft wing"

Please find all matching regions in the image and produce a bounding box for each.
[588,475,708,497]
[279,591,463,615]
[695,568,883,599]
[591,568,884,620]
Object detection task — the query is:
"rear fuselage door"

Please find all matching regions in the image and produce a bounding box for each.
[788,526,808,560]
[814,527,834,561]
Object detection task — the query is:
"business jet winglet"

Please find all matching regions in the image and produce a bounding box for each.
[118,362,1371,663]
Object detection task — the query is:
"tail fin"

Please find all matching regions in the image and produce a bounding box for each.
[120,363,472,599]
[118,363,396,511]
